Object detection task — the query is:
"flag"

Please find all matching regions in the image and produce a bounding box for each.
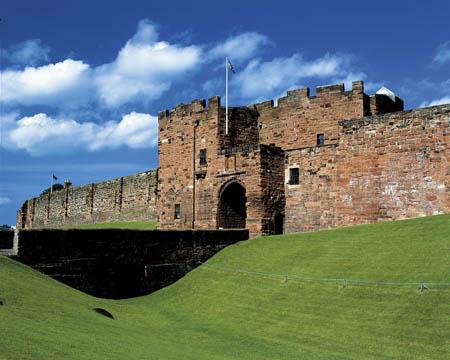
[52,174,58,181]
[227,58,236,74]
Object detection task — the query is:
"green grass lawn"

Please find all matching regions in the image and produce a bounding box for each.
[71,220,157,230]
[0,215,449,359]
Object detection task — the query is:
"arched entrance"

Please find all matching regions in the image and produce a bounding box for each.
[218,181,246,229]
[273,212,284,235]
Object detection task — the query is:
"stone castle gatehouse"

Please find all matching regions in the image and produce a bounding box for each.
[18,81,449,236]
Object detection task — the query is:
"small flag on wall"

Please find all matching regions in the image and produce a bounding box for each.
[52,174,58,181]
[227,58,236,74]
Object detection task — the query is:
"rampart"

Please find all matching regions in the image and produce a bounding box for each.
[17,170,157,229]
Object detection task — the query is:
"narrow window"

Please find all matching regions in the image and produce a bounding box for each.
[317,133,325,146]
[174,204,181,219]
[289,168,299,185]
[200,149,207,165]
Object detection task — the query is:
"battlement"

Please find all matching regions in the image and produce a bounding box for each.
[250,80,366,110]
[158,96,221,120]
[158,81,368,120]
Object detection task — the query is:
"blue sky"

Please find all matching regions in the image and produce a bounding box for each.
[1,0,449,225]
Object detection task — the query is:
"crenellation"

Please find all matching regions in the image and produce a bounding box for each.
[316,83,345,95]
[207,95,221,108]
[287,87,310,99]
[190,98,206,111]
[351,80,364,93]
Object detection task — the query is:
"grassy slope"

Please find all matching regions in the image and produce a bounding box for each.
[0,215,449,359]
[70,220,157,230]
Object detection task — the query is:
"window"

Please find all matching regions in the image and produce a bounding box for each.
[289,168,299,185]
[317,133,325,146]
[200,149,207,165]
[174,204,181,219]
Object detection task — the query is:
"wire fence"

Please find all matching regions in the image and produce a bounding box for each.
[200,262,450,291]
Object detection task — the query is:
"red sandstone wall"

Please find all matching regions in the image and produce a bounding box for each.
[254,81,367,150]
[157,98,217,229]
[158,96,284,236]
[284,105,449,233]
[17,171,157,229]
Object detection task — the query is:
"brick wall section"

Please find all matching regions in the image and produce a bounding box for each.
[158,95,284,236]
[17,171,157,229]
[219,107,260,148]
[157,98,215,229]
[253,81,367,150]
[66,185,92,224]
[16,229,248,298]
[284,104,449,233]
[259,146,286,233]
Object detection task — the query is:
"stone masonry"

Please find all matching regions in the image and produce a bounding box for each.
[17,80,449,237]
[17,171,157,229]
[157,81,448,236]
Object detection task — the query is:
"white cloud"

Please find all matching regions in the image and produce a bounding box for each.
[420,96,450,108]
[0,197,12,205]
[202,79,221,94]
[94,19,202,107]
[90,112,159,150]
[233,53,351,100]
[0,59,91,107]
[1,39,50,66]
[207,32,269,63]
[440,79,450,92]
[0,20,202,109]
[433,42,450,64]
[3,112,158,156]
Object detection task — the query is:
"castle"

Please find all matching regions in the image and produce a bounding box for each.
[17,81,449,236]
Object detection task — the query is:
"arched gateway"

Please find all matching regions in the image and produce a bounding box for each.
[218,181,247,229]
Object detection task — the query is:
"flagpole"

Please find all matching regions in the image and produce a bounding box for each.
[50,175,53,194]
[225,56,229,135]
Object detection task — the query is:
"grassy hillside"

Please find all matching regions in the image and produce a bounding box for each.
[70,220,157,229]
[0,215,449,359]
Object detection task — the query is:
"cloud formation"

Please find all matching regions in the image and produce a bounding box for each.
[420,96,450,108]
[0,59,91,107]
[94,19,202,106]
[0,197,12,206]
[1,39,51,66]
[433,42,450,64]
[2,112,158,156]
[207,32,269,63]
[1,20,202,109]
[1,22,276,110]
[232,53,352,100]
